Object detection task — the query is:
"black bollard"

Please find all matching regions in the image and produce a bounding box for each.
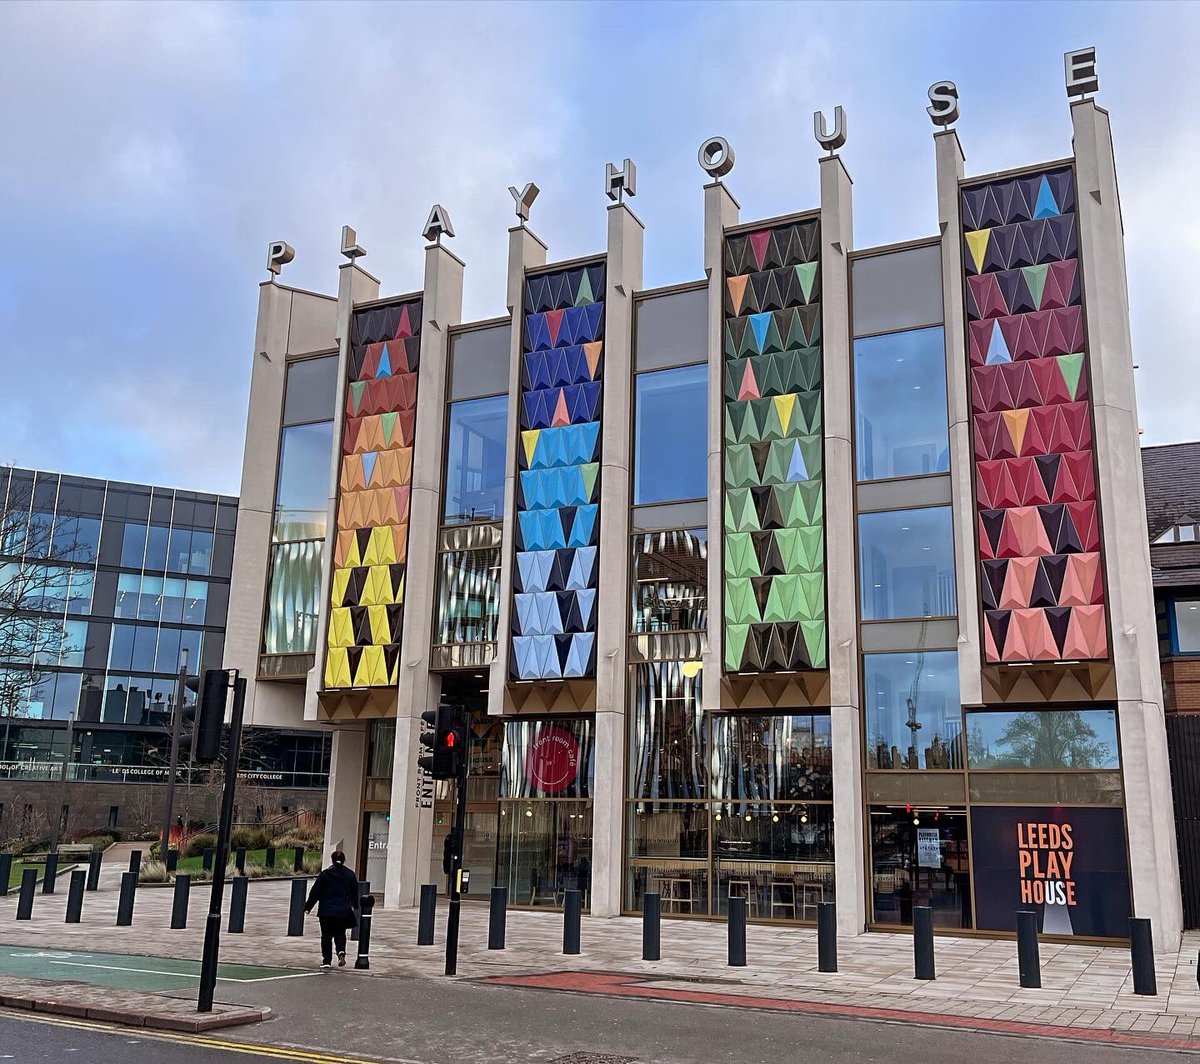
[116,871,137,926]
[728,895,747,967]
[351,881,370,942]
[235,847,247,874]
[355,894,375,970]
[0,853,10,897]
[642,892,661,962]
[86,852,101,891]
[1016,910,1041,989]
[417,884,437,946]
[228,875,248,933]
[16,867,37,920]
[165,849,178,874]
[65,870,86,923]
[1130,917,1157,996]
[128,850,141,876]
[488,886,508,951]
[42,853,58,895]
[265,845,276,870]
[171,874,191,930]
[562,889,582,955]
[817,901,837,973]
[287,878,307,936]
[202,847,214,872]
[913,905,935,980]
[293,846,304,874]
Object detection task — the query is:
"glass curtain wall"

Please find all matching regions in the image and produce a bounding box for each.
[633,364,707,504]
[263,355,337,658]
[631,529,707,634]
[625,662,834,922]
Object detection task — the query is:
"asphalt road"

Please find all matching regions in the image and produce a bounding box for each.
[1,973,1186,1064]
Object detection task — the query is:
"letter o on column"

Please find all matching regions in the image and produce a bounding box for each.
[698,137,735,179]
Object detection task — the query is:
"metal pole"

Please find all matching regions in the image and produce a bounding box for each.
[1130,917,1157,996]
[817,901,837,973]
[171,874,191,929]
[562,889,582,955]
[41,852,58,895]
[1016,910,1041,989]
[642,892,661,961]
[198,673,244,1013]
[488,886,507,950]
[16,868,36,920]
[913,905,936,980]
[444,746,469,977]
[351,880,370,942]
[65,869,85,923]
[85,851,101,891]
[0,853,10,897]
[417,884,437,945]
[159,652,189,866]
[287,878,307,936]
[727,895,747,967]
[116,871,137,926]
[354,895,374,970]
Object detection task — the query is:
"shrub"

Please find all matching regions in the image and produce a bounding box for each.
[230,826,273,851]
[139,859,169,884]
[301,854,323,876]
[185,833,217,858]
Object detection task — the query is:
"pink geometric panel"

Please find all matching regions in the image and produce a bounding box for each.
[1014,607,1059,660]
[1000,556,1039,609]
[1060,552,1102,607]
[1008,505,1053,557]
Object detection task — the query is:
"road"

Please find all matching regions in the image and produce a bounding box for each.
[1,972,1187,1063]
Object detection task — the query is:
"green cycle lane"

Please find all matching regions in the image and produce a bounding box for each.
[0,944,316,992]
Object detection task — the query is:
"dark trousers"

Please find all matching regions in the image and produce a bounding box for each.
[319,917,348,965]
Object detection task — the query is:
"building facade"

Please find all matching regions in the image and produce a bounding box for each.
[0,466,329,840]
[228,59,1182,946]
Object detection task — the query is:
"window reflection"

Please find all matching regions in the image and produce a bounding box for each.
[444,395,507,524]
[858,506,956,620]
[710,714,832,802]
[626,803,710,914]
[634,364,707,504]
[628,662,706,799]
[870,807,971,928]
[854,327,949,481]
[966,708,1119,769]
[630,529,707,633]
[264,541,323,655]
[274,423,334,542]
[434,545,501,645]
[864,651,962,770]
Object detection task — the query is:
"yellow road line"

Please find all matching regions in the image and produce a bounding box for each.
[0,1009,396,1063]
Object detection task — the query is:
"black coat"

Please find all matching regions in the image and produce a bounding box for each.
[305,863,359,927]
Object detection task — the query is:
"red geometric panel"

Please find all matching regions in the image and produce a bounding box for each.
[961,165,1109,663]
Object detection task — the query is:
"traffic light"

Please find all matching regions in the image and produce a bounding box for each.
[418,703,468,780]
[182,669,229,764]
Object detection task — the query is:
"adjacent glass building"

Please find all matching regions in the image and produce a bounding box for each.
[226,70,1181,947]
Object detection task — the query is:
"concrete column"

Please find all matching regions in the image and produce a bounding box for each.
[590,203,643,917]
[386,242,465,909]
[323,725,367,868]
[701,181,739,713]
[934,129,985,708]
[819,154,865,936]
[1071,99,1182,949]
[304,261,380,723]
[487,226,548,715]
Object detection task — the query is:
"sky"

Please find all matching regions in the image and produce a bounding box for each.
[0,0,1197,497]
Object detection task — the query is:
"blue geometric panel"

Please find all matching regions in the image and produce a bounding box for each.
[511,260,606,680]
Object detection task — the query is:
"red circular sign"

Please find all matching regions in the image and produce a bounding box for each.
[525,727,580,794]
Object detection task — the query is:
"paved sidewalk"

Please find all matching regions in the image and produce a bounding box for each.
[3,871,1199,1043]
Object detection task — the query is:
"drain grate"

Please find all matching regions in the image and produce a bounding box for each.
[548,1056,638,1064]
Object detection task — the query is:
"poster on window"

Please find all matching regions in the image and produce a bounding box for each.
[501,718,594,799]
[916,828,942,868]
[969,805,1131,937]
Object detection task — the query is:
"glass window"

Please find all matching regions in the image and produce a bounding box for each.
[629,662,706,799]
[443,395,508,524]
[189,531,214,575]
[966,708,1120,769]
[143,524,169,572]
[433,546,502,645]
[136,576,163,622]
[852,245,943,336]
[858,506,955,620]
[167,528,192,573]
[120,522,147,569]
[26,511,55,559]
[283,354,338,425]
[274,422,334,542]
[183,580,208,625]
[131,626,158,673]
[59,620,87,667]
[631,529,707,633]
[864,651,962,770]
[114,574,140,618]
[66,568,94,614]
[49,672,81,721]
[154,627,182,674]
[263,541,323,655]
[108,624,136,672]
[854,327,949,481]
[178,629,202,671]
[497,800,593,909]
[711,713,833,802]
[870,806,971,928]
[1173,600,1200,654]
[367,719,396,779]
[53,515,101,563]
[635,287,707,372]
[634,364,707,504]
[626,802,710,914]
[501,718,594,799]
[449,325,511,401]
[160,577,186,624]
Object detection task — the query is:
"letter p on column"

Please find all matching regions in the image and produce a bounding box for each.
[267,241,295,276]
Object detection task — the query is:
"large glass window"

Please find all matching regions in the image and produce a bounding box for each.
[433,546,502,645]
[870,807,971,929]
[143,524,170,571]
[966,708,1119,769]
[1172,599,1200,654]
[120,522,147,568]
[854,327,949,481]
[274,423,334,542]
[634,364,707,504]
[858,506,955,620]
[443,395,507,524]
[631,529,707,633]
[864,651,962,770]
[628,661,706,799]
[263,541,322,655]
[52,515,101,563]
[283,355,338,425]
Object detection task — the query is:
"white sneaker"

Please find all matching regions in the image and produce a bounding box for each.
[320,962,332,969]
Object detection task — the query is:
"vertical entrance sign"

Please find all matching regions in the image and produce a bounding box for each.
[961,168,1109,662]
[721,219,827,672]
[324,298,423,688]
[509,261,606,681]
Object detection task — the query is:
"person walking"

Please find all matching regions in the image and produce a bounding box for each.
[304,850,359,969]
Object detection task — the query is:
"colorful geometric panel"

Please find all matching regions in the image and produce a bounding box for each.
[721,218,827,672]
[961,167,1108,663]
[510,261,605,680]
[323,297,422,688]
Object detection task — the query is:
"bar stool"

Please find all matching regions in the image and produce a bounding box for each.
[769,878,797,920]
[727,878,758,917]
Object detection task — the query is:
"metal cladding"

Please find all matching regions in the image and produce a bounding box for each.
[510,261,606,680]
[324,297,422,688]
[721,219,827,673]
[961,166,1109,663]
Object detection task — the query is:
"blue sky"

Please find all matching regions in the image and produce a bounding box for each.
[1,1,1196,496]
